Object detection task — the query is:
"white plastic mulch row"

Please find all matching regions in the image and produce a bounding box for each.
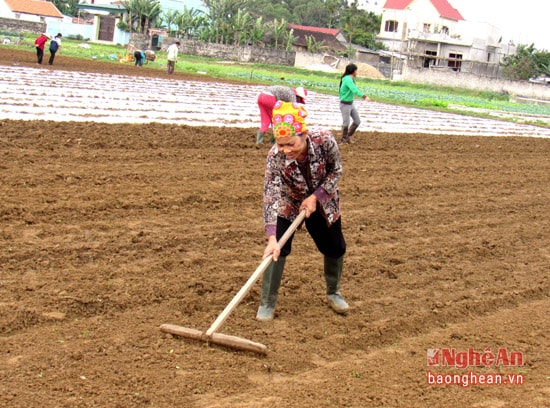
[1,65,549,138]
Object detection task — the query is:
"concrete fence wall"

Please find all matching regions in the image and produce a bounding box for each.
[129,33,296,66]
[294,51,343,72]
[175,39,296,66]
[0,17,44,35]
[401,66,550,101]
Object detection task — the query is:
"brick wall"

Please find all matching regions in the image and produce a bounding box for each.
[130,34,295,66]
[0,17,44,34]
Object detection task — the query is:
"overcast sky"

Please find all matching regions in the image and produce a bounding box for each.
[449,0,549,50]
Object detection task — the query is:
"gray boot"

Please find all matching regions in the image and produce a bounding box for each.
[324,255,349,314]
[347,123,359,144]
[340,126,349,144]
[256,130,265,145]
[256,256,286,321]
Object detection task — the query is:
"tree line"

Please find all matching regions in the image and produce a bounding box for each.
[63,0,384,54]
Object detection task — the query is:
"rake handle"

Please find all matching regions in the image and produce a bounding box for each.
[205,210,306,337]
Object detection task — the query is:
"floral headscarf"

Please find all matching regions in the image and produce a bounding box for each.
[272,101,308,140]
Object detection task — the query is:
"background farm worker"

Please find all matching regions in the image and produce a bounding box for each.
[257,101,349,321]
[256,86,307,146]
[134,49,146,66]
[166,41,180,74]
[34,33,50,64]
[339,63,371,144]
[48,33,62,65]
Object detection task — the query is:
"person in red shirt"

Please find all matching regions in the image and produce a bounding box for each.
[34,33,50,64]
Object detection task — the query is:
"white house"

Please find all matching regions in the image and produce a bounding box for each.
[377,0,510,74]
[75,1,128,43]
[0,0,63,22]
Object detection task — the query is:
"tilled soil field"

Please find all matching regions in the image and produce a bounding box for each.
[0,48,549,408]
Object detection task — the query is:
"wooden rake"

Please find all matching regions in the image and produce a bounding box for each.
[160,210,306,355]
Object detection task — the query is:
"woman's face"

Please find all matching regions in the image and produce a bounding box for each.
[275,134,307,160]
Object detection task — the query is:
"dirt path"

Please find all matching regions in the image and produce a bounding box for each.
[1,47,549,407]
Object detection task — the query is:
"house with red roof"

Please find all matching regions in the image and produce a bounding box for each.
[377,0,506,75]
[0,0,63,22]
[288,24,348,53]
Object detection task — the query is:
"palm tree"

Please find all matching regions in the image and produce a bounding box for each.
[248,17,266,46]
[202,0,247,44]
[272,18,285,49]
[162,9,180,37]
[122,0,162,34]
[232,9,253,45]
[175,6,206,39]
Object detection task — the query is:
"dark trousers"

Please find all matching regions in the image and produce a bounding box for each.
[276,208,346,259]
[48,50,57,65]
[167,60,175,74]
[134,52,144,66]
[36,47,44,64]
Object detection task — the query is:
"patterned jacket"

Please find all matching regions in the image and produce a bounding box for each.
[263,128,342,233]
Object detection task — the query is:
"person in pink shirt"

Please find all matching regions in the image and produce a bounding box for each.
[256,86,307,146]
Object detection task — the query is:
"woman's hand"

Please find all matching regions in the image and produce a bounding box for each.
[300,195,317,218]
[263,235,280,261]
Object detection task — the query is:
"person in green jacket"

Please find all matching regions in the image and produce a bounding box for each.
[339,63,371,144]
